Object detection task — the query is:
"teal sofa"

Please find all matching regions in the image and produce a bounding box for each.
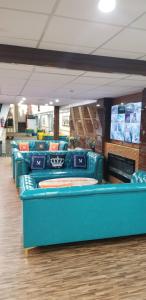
[19,171,146,250]
[11,139,68,180]
[15,150,103,188]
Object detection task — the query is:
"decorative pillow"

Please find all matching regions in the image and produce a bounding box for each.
[49,142,59,151]
[19,142,29,152]
[48,154,66,169]
[35,142,46,151]
[72,154,87,168]
[31,155,46,170]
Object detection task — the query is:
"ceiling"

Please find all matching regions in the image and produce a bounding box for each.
[0,0,146,105]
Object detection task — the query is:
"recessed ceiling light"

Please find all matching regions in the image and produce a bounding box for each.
[45,104,48,106]
[55,99,60,103]
[49,101,53,105]
[98,0,116,13]
[22,97,26,101]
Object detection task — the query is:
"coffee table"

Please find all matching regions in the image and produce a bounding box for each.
[39,177,98,188]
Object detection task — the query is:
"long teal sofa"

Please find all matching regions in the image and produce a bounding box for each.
[15,150,103,187]
[11,139,68,180]
[19,171,146,250]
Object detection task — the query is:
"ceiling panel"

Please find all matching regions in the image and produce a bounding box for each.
[39,41,94,54]
[0,0,56,14]
[0,36,37,47]
[0,9,48,40]
[30,72,76,85]
[130,13,146,30]
[0,69,31,79]
[42,16,121,48]
[72,76,118,86]
[35,66,84,76]
[103,28,146,52]
[0,63,34,72]
[92,48,144,59]
[55,0,146,26]
[82,71,128,79]
[0,78,26,95]
[108,78,146,88]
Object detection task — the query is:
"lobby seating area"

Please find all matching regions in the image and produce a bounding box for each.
[1,0,146,299]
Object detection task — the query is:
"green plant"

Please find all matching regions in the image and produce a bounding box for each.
[86,137,96,151]
[69,136,80,148]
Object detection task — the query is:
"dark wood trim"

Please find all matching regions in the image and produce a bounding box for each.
[0,44,146,75]
[54,106,59,140]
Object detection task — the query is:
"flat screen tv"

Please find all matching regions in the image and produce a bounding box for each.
[110,102,142,144]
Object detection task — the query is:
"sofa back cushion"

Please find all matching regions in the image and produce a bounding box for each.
[72,154,87,168]
[47,154,66,169]
[19,142,29,152]
[49,142,59,151]
[35,141,46,151]
[31,155,46,170]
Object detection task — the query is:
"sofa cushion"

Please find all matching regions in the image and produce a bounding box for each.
[49,142,59,151]
[47,154,66,169]
[72,154,87,168]
[35,142,46,151]
[31,155,46,170]
[19,142,29,152]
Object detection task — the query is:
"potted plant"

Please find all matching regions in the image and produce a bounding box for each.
[69,136,80,149]
[86,137,96,151]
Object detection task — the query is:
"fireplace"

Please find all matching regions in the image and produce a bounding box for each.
[108,153,135,182]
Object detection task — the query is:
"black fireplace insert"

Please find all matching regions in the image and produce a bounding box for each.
[108,153,135,182]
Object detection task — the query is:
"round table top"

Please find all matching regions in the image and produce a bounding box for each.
[39,177,98,189]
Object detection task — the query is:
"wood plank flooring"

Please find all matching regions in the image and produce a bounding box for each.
[0,157,146,300]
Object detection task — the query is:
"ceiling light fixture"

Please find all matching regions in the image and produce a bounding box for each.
[98,0,116,13]
[55,99,60,103]
[49,101,53,105]
[22,97,26,101]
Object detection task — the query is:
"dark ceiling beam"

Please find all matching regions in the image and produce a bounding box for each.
[0,44,146,76]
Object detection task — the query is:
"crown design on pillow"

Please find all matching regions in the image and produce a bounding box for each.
[50,156,65,168]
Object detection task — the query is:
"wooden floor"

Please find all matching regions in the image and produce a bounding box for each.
[1,158,146,300]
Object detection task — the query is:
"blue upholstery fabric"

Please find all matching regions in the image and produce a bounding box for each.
[19,171,146,249]
[131,170,146,183]
[15,150,103,187]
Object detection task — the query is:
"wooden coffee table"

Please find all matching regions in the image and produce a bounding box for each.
[39,177,98,188]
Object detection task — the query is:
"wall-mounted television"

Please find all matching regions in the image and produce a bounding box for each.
[110,102,142,144]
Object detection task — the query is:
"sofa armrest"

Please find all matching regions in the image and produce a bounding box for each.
[87,152,104,183]
[15,155,30,188]
[11,141,18,149]
[131,171,146,183]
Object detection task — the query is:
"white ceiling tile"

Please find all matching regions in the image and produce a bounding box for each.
[0,78,26,95]
[73,76,118,86]
[0,69,31,79]
[35,66,84,76]
[55,0,146,26]
[39,41,94,54]
[0,9,48,40]
[103,28,146,53]
[42,16,121,48]
[82,71,128,79]
[92,48,143,59]
[30,72,76,84]
[0,63,34,72]
[130,13,146,30]
[126,74,146,80]
[108,79,146,88]
[0,0,56,14]
[0,36,37,47]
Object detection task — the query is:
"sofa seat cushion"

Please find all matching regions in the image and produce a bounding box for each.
[30,168,94,183]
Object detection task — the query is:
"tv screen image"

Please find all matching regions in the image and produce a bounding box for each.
[110,102,142,144]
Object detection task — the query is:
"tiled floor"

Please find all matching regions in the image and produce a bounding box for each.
[0,157,146,300]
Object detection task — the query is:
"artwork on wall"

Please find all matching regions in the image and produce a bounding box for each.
[62,115,70,127]
[110,102,142,144]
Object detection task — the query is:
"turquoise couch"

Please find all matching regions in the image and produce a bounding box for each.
[11,139,68,180]
[15,150,103,188]
[20,171,146,250]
